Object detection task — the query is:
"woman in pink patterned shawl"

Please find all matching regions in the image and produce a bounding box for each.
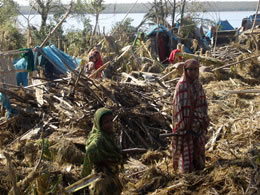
[172,59,209,173]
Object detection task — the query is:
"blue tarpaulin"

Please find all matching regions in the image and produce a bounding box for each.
[206,20,234,40]
[146,24,192,53]
[39,45,80,78]
[0,93,16,119]
[249,14,260,23]
[217,20,234,31]
[14,58,29,86]
[1,45,80,119]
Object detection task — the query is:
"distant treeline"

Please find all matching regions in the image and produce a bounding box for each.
[19,1,258,15]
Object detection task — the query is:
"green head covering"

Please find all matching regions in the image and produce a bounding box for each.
[93,107,112,132]
[82,107,122,177]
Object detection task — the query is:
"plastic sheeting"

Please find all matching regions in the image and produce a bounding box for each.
[217,20,234,31]
[39,45,80,78]
[249,14,260,23]
[0,93,16,119]
[14,58,29,86]
[146,24,192,53]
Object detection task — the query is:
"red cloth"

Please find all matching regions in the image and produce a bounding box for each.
[172,59,209,173]
[89,50,104,78]
[168,49,183,64]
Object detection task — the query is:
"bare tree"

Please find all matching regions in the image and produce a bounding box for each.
[29,0,64,30]
[85,0,105,36]
[180,0,186,26]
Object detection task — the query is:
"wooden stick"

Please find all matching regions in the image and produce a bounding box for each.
[4,152,21,194]
[213,54,260,71]
[154,77,168,89]
[177,52,224,66]
[24,78,70,89]
[17,171,40,192]
[70,66,84,97]
[250,0,260,51]
[0,87,25,102]
[122,148,147,153]
[52,95,73,109]
[64,173,102,193]
[77,79,105,106]
[0,69,27,73]
[34,122,44,170]
[122,128,136,146]
[159,68,177,81]
[206,125,224,152]
[0,50,28,56]
[135,130,150,149]
[244,31,260,35]
[159,132,179,138]
[223,89,260,94]
[89,45,132,79]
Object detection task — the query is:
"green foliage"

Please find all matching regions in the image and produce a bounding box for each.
[28,170,63,194]
[177,16,198,38]
[71,0,88,14]
[143,0,171,26]
[36,138,52,160]
[29,13,66,48]
[65,31,86,56]
[0,24,25,50]
[64,18,93,55]
[0,0,19,24]
[29,0,65,32]
[69,0,93,51]
[85,0,105,15]
[111,18,136,43]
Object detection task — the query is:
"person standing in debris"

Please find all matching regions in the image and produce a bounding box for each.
[168,43,183,64]
[82,107,123,195]
[172,59,209,173]
[86,49,104,78]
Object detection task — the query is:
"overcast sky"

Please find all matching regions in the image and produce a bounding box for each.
[15,0,258,6]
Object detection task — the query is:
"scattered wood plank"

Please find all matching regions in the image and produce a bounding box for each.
[64,173,102,193]
[177,52,224,66]
[223,89,260,94]
[213,54,260,71]
[206,125,224,152]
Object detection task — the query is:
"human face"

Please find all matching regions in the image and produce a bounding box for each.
[89,56,96,62]
[185,66,199,81]
[100,114,114,134]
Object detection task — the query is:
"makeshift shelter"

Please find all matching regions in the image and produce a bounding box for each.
[38,45,80,79]
[218,20,235,31]
[206,20,237,45]
[241,14,260,31]
[0,45,80,119]
[0,50,27,118]
[145,24,191,64]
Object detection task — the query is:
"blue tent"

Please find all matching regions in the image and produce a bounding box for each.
[217,20,234,31]
[206,20,234,40]
[248,14,260,23]
[38,45,80,78]
[146,24,192,53]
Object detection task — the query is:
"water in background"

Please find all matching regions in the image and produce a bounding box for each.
[17,11,255,34]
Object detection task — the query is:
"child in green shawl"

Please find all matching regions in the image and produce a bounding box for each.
[82,107,123,195]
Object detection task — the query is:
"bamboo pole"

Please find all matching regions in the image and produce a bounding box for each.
[212,54,260,71]
[177,52,224,66]
[39,3,72,49]
[250,0,260,52]
[88,45,132,79]
[223,89,260,94]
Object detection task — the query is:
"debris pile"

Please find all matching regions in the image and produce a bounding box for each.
[0,43,259,194]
